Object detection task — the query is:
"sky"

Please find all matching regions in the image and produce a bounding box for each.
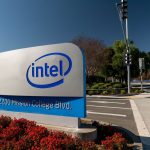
[0,0,149,52]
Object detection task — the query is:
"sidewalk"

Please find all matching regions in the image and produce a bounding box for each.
[130,93,150,150]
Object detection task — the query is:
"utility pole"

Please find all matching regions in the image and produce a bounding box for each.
[116,0,131,94]
[123,0,131,94]
[126,19,131,94]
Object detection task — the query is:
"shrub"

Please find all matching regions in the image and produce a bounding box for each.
[112,83,122,88]
[110,89,116,95]
[86,84,90,89]
[0,116,128,150]
[120,89,126,95]
[88,82,129,95]
[139,89,144,93]
[91,84,99,90]
[92,121,115,142]
[101,136,114,150]
[81,141,98,150]
[102,90,108,95]
[103,83,112,88]
[86,75,105,85]
[97,83,106,89]
[131,88,142,94]
[101,132,127,150]
[87,90,95,95]
[90,83,105,90]
[40,133,76,149]
[0,116,12,128]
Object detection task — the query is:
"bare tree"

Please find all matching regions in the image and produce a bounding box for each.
[72,36,105,76]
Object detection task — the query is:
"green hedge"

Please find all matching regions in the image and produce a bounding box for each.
[86,82,143,95]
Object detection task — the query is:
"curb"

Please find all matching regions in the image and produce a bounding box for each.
[87,93,150,99]
[86,95,130,99]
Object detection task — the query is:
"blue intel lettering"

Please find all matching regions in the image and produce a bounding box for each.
[31,60,63,77]
[26,52,72,88]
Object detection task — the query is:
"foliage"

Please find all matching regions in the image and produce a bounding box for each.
[139,51,150,79]
[120,90,126,95]
[102,91,108,95]
[92,121,115,143]
[72,36,106,76]
[100,48,115,79]
[101,133,127,150]
[130,43,140,78]
[87,90,95,95]
[101,40,150,82]
[91,83,105,90]
[0,116,12,129]
[112,83,124,88]
[86,75,105,85]
[0,116,128,150]
[86,82,145,95]
[112,41,127,82]
[72,35,150,82]
[92,121,127,150]
[131,88,144,94]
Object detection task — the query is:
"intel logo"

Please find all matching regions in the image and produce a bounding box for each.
[26,52,72,88]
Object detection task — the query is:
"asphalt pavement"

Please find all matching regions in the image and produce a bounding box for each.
[86,96,139,135]
[86,94,150,149]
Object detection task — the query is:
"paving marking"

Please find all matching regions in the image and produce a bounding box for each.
[88,100,125,105]
[87,104,131,110]
[87,110,127,117]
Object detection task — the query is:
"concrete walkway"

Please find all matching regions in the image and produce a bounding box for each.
[130,93,150,150]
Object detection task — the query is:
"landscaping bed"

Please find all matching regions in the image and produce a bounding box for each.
[0,115,135,150]
[87,82,143,95]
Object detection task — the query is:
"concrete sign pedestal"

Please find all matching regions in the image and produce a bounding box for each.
[0,110,80,128]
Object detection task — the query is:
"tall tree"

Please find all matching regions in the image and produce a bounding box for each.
[130,43,140,78]
[112,40,140,82]
[112,40,126,82]
[139,51,150,79]
[101,48,115,80]
[72,36,105,76]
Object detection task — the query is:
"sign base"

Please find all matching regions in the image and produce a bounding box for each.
[0,110,80,128]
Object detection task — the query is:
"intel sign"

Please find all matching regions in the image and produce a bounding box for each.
[0,43,86,118]
[26,53,72,88]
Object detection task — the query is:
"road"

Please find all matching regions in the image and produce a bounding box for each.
[86,96,139,136]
